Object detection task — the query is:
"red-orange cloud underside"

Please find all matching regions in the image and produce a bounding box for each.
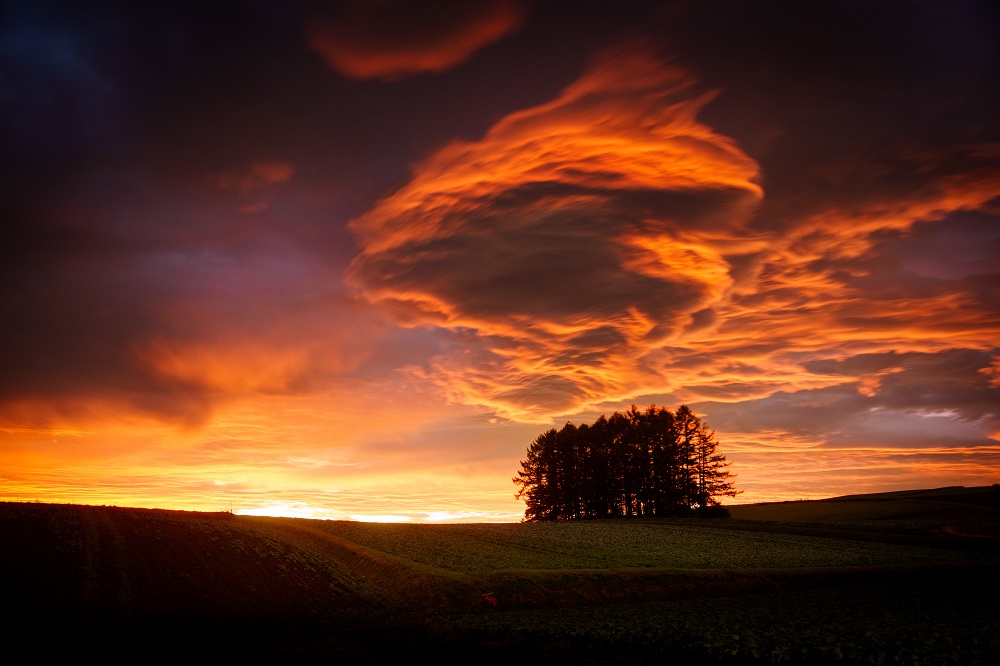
[307,0,524,80]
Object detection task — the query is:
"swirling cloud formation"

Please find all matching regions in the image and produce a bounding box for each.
[350,37,1000,431]
[349,47,764,420]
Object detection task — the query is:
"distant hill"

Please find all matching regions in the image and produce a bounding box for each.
[728,484,1000,532]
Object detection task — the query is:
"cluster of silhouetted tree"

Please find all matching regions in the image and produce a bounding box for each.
[514,405,739,521]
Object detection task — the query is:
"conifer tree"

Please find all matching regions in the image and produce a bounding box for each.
[692,420,740,510]
[513,404,739,520]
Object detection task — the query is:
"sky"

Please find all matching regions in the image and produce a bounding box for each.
[2,0,999,522]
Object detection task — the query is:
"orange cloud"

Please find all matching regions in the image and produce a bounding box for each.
[307,0,524,80]
[131,337,316,394]
[349,46,763,419]
[349,44,1000,428]
[977,356,1000,388]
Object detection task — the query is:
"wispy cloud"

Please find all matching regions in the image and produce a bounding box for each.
[306,0,524,80]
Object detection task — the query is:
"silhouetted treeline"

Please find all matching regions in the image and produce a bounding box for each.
[514,405,739,521]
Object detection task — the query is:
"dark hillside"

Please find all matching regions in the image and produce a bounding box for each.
[2,491,998,664]
[729,484,1000,531]
[0,502,395,626]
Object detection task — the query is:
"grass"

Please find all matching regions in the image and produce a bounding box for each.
[1,484,997,663]
[284,518,987,573]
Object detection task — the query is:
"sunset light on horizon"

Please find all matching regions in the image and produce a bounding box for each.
[2,0,998,522]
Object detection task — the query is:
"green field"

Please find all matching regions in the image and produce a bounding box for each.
[2,485,997,664]
[279,518,983,571]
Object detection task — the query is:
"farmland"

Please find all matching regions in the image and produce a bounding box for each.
[1,485,998,664]
[279,517,983,572]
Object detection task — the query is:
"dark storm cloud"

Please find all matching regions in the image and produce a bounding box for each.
[698,349,1000,448]
[1,171,196,425]
[0,2,399,428]
[806,350,1000,418]
[0,167,377,428]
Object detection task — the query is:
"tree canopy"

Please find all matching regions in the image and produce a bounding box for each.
[513,405,739,521]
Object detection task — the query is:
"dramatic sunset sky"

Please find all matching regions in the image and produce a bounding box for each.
[2,0,998,521]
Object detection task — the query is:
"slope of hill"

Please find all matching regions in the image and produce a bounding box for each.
[0,502,400,624]
[728,484,1000,533]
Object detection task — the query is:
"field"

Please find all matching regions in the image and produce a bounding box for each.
[1,485,998,664]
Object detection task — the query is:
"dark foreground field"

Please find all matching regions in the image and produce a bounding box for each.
[2,486,998,664]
